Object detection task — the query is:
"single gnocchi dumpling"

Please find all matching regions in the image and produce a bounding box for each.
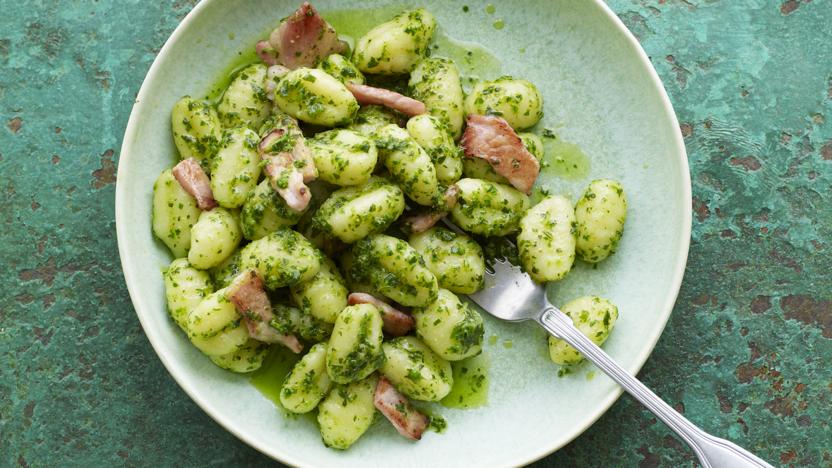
[191,323,250,357]
[464,76,543,130]
[240,180,305,240]
[218,63,272,129]
[413,289,484,361]
[289,258,349,324]
[210,339,271,373]
[548,296,619,365]
[575,179,628,263]
[317,374,378,450]
[409,57,465,138]
[406,115,462,185]
[450,178,530,237]
[326,303,385,384]
[152,169,201,257]
[273,68,359,126]
[171,96,221,162]
[409,227,485,295]
[164,258,213,331]
[517,196,576,283]
[319,53,365,85]
[211,127,262,209]
[353,9,436,75]
[188,207,242,270]
[376,124,441,206]
[312,177,405,243]
[346,105,402,138]
[307,129,378,186]
[349,234,439,307]
[281,343,333,413]
[380,336,453,401]
[239,228,321,289]
[209,250,242,289]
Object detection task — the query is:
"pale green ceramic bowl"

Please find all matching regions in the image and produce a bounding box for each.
[116,0,691,466]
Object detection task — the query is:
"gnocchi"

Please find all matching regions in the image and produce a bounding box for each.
[311,176,405,243]
[406,114,462,185]
[280,343,332,413]
[239,228,321,289]
[272,68,359,126]
[317,374,377,449]
[575,179,628,263]
[353,9,436,74]
[152,169,201,257]
[210,127,262,209]
[376,124,441,206]
[450,178,531,236]
[379,336,453,401]
[319,53,365,85]
[548,296,619,365]
[171,96,221,162]
[517,196,576,283]
[187,207,242,269]
[164,258,213,331]
[240,179,305,240]
[464,76,544,130]
[289,258,349,324]
[409,57,465,138]
[413,289,484,361]
[325,303,385,384]
[307,129,378,186]
[218,63,272,129]
[409,227,485,295]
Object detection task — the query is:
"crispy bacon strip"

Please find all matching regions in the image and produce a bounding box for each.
[402,184,460,234]
[461,114,540,194]
[172,158,216,210]
[266,2,347,69]
[346,83,427,117]
[348,293,414,336]
[262,151,311,212]
[374,376,429,441]
[227,270,303,353]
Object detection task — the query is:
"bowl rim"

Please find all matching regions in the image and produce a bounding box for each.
[115,0,692,465]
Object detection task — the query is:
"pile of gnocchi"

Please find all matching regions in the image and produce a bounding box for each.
[153,2,627,449]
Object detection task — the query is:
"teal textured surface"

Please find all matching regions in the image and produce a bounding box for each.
[1,0,830,466]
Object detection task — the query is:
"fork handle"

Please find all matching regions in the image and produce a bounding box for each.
[538,307,773,468]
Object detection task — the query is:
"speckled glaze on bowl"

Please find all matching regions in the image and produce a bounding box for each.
[115,1,691,466]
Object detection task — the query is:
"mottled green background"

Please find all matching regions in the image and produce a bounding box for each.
[1,0,830,466]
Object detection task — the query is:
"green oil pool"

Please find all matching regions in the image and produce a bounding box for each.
[250,346,302,407]
[441,353,489,409]
[541,131,591,181]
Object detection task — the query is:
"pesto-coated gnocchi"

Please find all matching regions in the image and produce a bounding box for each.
[239,228,321,289]
[187,288,238,338]
[451,178,531,236]
[406,115,462,185]
[307,129,378,186]
[548,296,619,365]
[272,304,334,343]
[346,105,401,137]
[575,179,628,263]
[379,336,453,401]
[353,9,436,74]
[464,76,544,130]
[319,53,365,85]
[187,207,242,269]
[171,96,221,161]
[349,234,439,307]
[376,124,440,206]
[152,169,201,257]
[209,250,242,289]
[211,127,262,209]
[409,57,465,138]
[289,258,349,324]
[191,323,250,357]
[218,63,271,129]
[325,303,385,384]
[311,177,405,243]
[273,68,359,126]
[517,196,576,283]
[164,258,213,330]
[317,374,377,449]
[280,343,333,413]
[240,180,304,240]
[209,339,270,373]
[413,289,484,361]
[409,227,485,294]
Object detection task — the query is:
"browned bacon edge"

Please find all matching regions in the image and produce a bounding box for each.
[348,293,414,336]
[402,184,460,234]
[227,270,303,353]
[461,114,540,194]
[374,376,429,441]
[346,83,427,117]
[172,158,217,210]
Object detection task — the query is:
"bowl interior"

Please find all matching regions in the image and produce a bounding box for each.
[116,0,690,466]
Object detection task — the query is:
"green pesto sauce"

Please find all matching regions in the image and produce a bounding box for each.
[441,353,489,409]
[541,131,591,181]
[250,346,302,408]
[485,4,496,14]
[204,48,260,104]
[502,339,513,349]
[493,19,505,30]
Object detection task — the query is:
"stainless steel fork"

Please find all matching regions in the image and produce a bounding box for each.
[468,258,773,468]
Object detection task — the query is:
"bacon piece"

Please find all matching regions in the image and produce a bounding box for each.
[172,158,216,210]
[346,83,427,117]
[227,270,303,353]
[267,2,347,69]
[374,376,429,441]
[348,293,414,336]
[260,119,317,182]
[256,40,279,66]
[262,152,311,212]
[402,185,460,234]
[461,114,541,194]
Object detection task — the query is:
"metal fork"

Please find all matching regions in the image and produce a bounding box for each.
[468,258,773,468]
